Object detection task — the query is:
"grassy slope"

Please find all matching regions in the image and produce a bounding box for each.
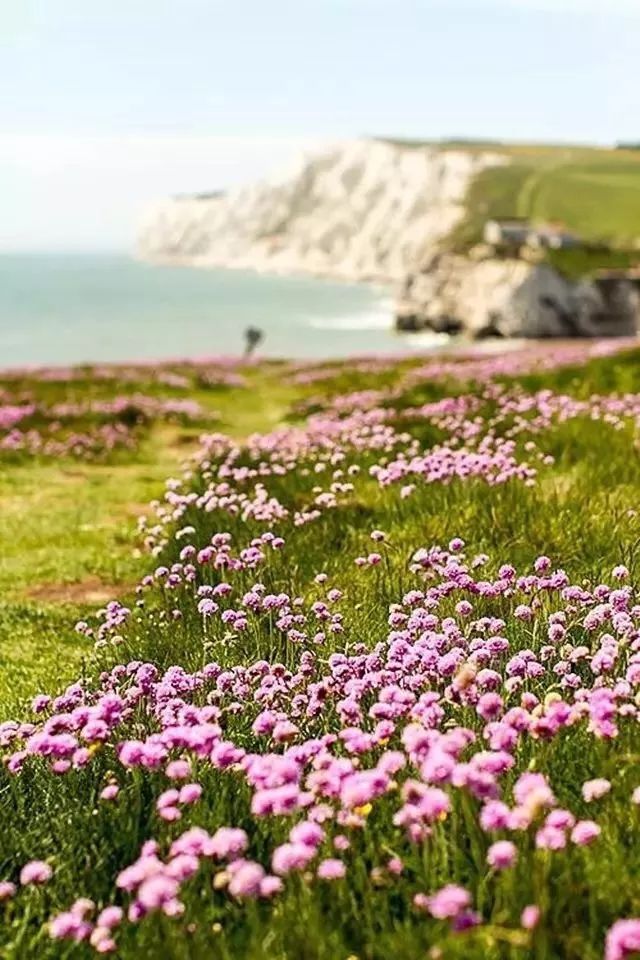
[383,139,640,274]
[451,144,640,252]
[2,348,639,709]
[0,444,175,706]
[0,366,294,711]
[2,348,640,959]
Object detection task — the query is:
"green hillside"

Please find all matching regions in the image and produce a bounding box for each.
[454,144,640,252]
[383,139,640,274]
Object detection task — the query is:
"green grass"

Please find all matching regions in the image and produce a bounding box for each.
[0,433,185,706]
[379,138,640,276]
[442,143,640,268]
[0,364,296,710]
[2,348,640,959]
[0,345,637,705]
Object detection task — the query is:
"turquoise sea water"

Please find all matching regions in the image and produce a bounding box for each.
[0,254,434,367]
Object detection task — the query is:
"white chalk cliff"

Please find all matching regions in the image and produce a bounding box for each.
[137,139,639,338]
[137,139,503,282]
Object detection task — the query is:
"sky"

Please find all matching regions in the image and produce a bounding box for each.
[1,0,639,251]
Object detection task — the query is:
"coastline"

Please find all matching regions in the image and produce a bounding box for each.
[0,253,418,367]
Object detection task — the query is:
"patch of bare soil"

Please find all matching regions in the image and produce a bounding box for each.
[26,576,125,605]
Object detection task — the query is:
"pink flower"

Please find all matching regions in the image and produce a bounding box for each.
[259,875,283,898]
[0,881,16,900]
[289,821,324,848]
[96,906,123,929]
[197,598,218,617]
[317,859,346,880]
[31,694,51,714]
[137,874,180,912]
[513,772,555,810]
[515,604,533,621]
[91,928,117,953]
[271,842,315,875]
[71,897,95,917]
[166,759,191,780]
[487,840,517,870]
[606,919,640,960]
[20,860,52,886]
[427,884,471,920]
[100,784,119,801]
[49,912,91,941]
[535,825,566,851]
[571,820,601,846]
[228,861,265,898]
[210,827,248,861]
[157,789,180,810]
[521,905,541,930]
[178,783,202,805]
[582,778,611,802]
[480,800,510,832]
[545,809,575,831]
[477,693,503,721]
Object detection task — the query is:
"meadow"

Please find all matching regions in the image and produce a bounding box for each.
[442,142,640,270]
[2,341,640,959]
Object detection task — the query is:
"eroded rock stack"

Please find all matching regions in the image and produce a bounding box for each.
[398,256,640,339]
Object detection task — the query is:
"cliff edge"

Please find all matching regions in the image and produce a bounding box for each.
[137,139,503,282]
[137,139,640,339]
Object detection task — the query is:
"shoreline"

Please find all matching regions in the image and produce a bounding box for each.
[2,252,637,372]
[0,253,409,368]
[2,335,636,378]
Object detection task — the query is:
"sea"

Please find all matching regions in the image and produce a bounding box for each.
[0,253,444,368]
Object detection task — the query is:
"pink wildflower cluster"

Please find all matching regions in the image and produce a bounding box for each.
[0,378,216,461]
[2,342,640,957]
[2,537,639,951]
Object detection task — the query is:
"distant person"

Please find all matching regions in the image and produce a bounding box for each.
[244,325,264,358]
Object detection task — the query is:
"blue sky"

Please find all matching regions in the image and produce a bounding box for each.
[1,0,639,250]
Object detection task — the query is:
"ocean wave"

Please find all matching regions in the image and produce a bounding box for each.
[307,300,394,331]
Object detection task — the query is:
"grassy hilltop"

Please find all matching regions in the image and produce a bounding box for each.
[385,138,640,275]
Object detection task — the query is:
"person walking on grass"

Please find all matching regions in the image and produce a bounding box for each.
[244,326,264,358]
